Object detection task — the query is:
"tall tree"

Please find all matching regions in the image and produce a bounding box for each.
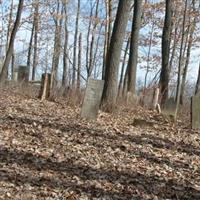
[174,0,188,119]
[118,35,130,96]
[32,0,39,81]
[180,0,196,104]
[77,33,82,90]
[159,0,172,105]
[50,0,64,96]
[127,0,143,95]
[88,0,99,78]
[102,0,112,80]
[72,0,80,87]
[101,0,133,109]
[195,62,200,95]
[62,1,69,88]
[0,0,24,81]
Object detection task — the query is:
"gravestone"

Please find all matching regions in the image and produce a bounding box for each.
[140,88,155,107]
[191,94,200,129]
[13,68,18,82]
[39,73,51,100]
[81,78,104,120]
[163,97,176,116]
[18,65,29,82]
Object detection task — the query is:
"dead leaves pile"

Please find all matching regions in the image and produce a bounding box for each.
[0,88,199,200]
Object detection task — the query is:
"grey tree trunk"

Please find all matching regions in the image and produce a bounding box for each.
[127,0,143,95]
[32,0,39,81]
[50,1,64,97]
[88,0,99,78]
[174,0,188,119]
[195,62,200,95]
[72,0,80,87]
[118,35,130,97]
[159,0,172,105]
[102,0,112,80]
[0,0,24,82]
[62,1,69,88]
[180,0,196,104]
[101,0,133,109]
[77,33,82,90]
[27,22,34,80]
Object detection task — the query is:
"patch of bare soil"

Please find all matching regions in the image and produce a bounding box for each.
[0,88,199,199]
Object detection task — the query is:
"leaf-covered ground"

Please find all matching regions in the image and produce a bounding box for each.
[0,87,199,200]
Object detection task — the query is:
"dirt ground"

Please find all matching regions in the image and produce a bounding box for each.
[0,87,199,200]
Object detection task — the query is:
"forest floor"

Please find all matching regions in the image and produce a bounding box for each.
[0,86,199,200]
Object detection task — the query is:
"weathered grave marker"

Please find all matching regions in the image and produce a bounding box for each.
[191,94,200,129]
[81,78,104,120]
[39,73,51,100]
[18,65,29,82]
[163,97,176,116]
[13,68,18,81]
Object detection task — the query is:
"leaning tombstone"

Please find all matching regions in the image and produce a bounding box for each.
[18,65,29,82]
[152,88,161,113]
[13,68,18,82]
[39,73,51,100]
[81,78,104,120]
[126,92,139,105]
[163,97,176,117]
[191,94,200,130]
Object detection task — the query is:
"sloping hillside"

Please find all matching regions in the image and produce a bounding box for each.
[0,88,199,200]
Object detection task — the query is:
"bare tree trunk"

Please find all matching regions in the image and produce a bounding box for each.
[88,0,99,77]
[127,0,143,95]
[72,0,80,87]
[77,33,82,90]
[118,36,130,97]
[62,2,69,88]
[50,1,64,97]
[169,18,180,73]
[122,65,128,97]
[159,0,172,105]
[195,62,200,95]
[174,0,188,119]
[180,0,196,104]
[93,23,103,78]
[6,0,14,52]
[27,22,34,80]
[11,53,15,80]
[144,20,155,89]
[102,0,112,80]
[101,0,133,110]
[32,0,39,81]
[0,0,24,82]
[86,3,93,79]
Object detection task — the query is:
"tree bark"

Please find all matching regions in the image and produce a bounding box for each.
[0,0,24,82]
[195,62,200,95]
[72,0,80,87]
[180,0,196,104]
[118,35,130,97]
[101,0,133,109]
[27,22,34,80]
[88,0,99,78]
[32,0,39,81]
[174,0,188,119]
[127,0,143,95]
[102,0,112,80]
[77,33,82,90]
[159,0,172,105]
[50,0,64,97]
[62,2,69,88]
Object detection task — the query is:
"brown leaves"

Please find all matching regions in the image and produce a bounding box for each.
[0,88,199,199]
